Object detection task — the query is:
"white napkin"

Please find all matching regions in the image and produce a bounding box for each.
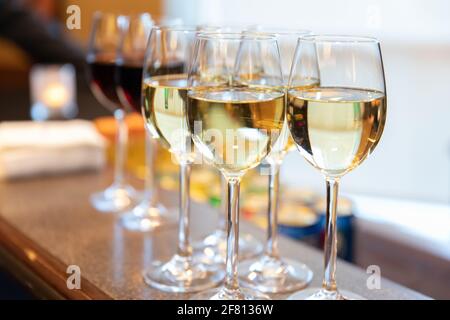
[0,120,106,179]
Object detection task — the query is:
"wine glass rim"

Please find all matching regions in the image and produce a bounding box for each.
[196,32,277,41]
[299,34,380,43]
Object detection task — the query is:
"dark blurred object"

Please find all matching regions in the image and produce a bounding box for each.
[275,193,355,263]
[0,267,35,300]
[0,0,84,68]
[277,204,322,247]
[0,81,110,121]
[316,197,354,262]
[0,0,110,121]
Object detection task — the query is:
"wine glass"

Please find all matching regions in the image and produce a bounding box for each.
[86,12,137,212]
[287,35,387,300]
[192,27,264,265]
[194,174,264,265]
[141,26,224,292]
[238,28,314,293]
[116,14,177,232]
[188,32,286,300]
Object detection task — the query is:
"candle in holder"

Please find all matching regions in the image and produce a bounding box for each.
[30,64,78,120]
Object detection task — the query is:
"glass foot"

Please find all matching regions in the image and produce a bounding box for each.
[193,229,263,264]
[191,286,270,300]
[90,183,137,213]
[143,254,224,293]
[238,255,313,293]
[120,199,176,232]
[288,288,365,300]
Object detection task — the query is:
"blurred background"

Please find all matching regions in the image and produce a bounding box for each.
[1,0,449,202]
[0,0,448,298]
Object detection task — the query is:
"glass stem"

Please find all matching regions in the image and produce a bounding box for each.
[322,177,340,292]
[113,109,127,187]
[177,162,192,257]
[145,133,158,206]
[218,175,228,232]
[265,162,280,258]
[224,176,241,292]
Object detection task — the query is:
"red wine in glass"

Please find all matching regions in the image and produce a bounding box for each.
[86,59,122,111]
[116,63,143,112]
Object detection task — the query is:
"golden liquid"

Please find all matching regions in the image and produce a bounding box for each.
[188,88,285,174]
[284,135,296,152]
[268,79,319,159]
[287,87,386,177]
[143,74,196,163]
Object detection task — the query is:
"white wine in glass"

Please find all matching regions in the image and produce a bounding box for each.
[141,26,224,293]
[192,26,267,265]
[288,87,386,176]
[236,27,316,294]
[188,88,285,173]
[143,74,196,163]
[188,33,285,300]
[287,35,387,300]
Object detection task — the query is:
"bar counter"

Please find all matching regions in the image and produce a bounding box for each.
[0,169,430,300]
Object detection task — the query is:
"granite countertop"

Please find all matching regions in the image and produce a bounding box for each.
[0,170,430,300]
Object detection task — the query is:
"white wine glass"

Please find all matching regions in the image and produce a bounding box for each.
[192,27,264,265]
[194,174,264,265]
[141,26,224,293]
[187,32,286,300]
[238,27,314,293]
[287,35,387,300]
